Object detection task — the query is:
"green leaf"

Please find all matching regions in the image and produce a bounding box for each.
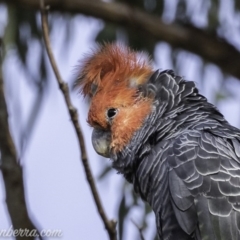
[215,92,227,101]
[175,0,188,22]
[97,165,112,180]
[118,195,130,240]
[234,0,240,12]
[207,0,220,30]
[95,23,117,43]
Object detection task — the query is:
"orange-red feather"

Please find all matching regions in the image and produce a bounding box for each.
[77,43,153,96]
[77,43,154,152]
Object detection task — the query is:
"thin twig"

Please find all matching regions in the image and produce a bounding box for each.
[0,36,41,240]
[131,219,145,240]
[40,1,117,239]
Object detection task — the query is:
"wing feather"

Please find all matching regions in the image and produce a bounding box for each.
[168,131,240,239]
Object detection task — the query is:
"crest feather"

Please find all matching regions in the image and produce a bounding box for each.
[76,43,153,97]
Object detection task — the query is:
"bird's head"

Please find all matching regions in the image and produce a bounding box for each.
[76,43,154,157]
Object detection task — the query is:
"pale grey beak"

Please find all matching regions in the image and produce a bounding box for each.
[91,128,111,158]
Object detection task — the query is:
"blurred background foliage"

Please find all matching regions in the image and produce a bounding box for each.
[0,0,240,239]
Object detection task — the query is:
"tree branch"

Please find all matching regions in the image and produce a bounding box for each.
[0,39,40,240]
[39,1,117,239]
[2,0,240,80]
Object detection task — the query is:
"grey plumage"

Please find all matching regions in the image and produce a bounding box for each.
[111,70,240,240]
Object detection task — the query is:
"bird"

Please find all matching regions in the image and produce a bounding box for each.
[76,43,240,240]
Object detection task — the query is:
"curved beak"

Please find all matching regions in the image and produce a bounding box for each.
[91,128,111,158]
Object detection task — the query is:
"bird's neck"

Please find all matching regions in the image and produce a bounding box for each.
[111,93,227,182]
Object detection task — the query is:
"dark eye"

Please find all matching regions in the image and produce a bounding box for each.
[107,108,118,119]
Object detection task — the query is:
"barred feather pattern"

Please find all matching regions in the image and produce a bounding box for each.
[111,70,240,240]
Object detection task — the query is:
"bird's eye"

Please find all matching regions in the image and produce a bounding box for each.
[107,108,118,119]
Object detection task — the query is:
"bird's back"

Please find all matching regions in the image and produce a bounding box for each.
[158,125,240,240]
[129,70,240,239]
